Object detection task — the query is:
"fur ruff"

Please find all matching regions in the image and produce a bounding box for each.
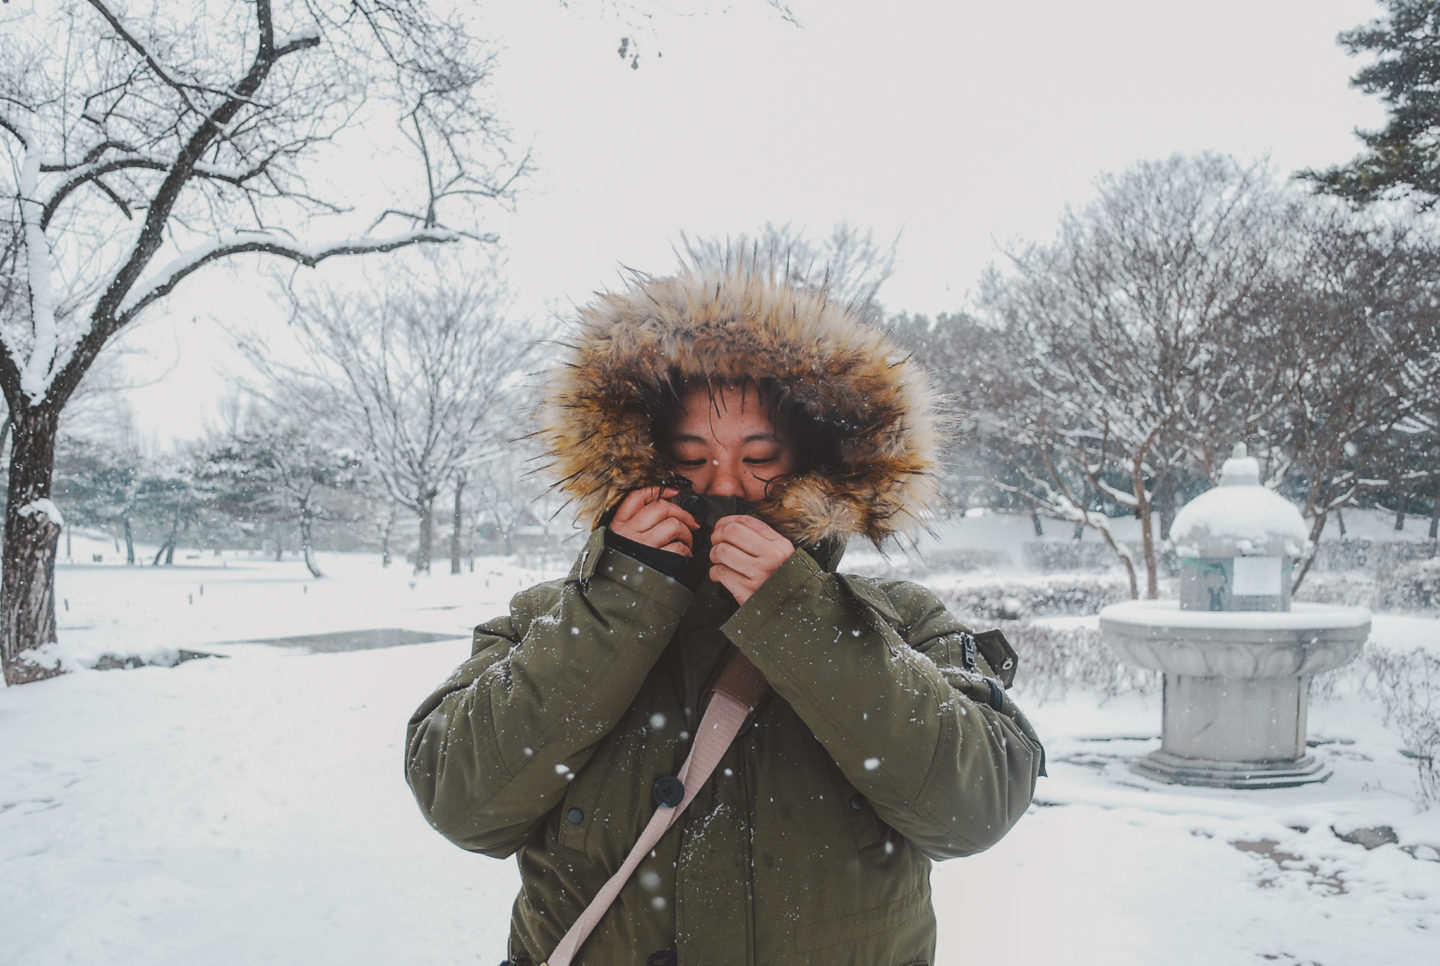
[538,264,939,546]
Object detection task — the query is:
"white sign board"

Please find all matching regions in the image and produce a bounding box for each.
[1232,556,1282,597]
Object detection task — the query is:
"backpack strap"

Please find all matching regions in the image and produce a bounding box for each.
[541,650,767,966]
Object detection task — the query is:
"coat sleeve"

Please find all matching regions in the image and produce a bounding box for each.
[404,529,693,857]
[719,549,1043,860]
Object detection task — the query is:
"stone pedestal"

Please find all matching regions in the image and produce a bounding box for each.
[1100,600,1370,789]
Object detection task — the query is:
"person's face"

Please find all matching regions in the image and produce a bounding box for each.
[668,386,795,501]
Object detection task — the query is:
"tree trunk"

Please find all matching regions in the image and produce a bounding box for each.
[1291,512,1328,595]
[450,478,465,575]
[1430,478,1439,540]
[122,515,135,565]
[2,404,63,685]
[414,491,437,575]
[299,503,323,578]
[380,504,396,568]
[1029,512,1043,537]
[1394,477,1407,531]
[152,515,180,566]
[1133,463,1159,599]
[1155,471,1178,542]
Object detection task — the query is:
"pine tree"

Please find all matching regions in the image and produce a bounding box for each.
[1301,0,1440,208]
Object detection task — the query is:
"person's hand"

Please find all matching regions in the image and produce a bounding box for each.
[609,486,700,556]
[709,515,794,605]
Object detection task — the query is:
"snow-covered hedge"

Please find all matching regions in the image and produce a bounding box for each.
[1350,645,1440,806]
[993,620,1158,703]
[1374,558,1440,611]
[1312,538,1438,572]
[1298,561,1440,612]
[1294,573,1378,608]
[1021,540,1124,573]
[934,575,1132,621]
[861,546,1015,576]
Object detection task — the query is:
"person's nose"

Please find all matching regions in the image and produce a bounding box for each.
[706,459,744,497]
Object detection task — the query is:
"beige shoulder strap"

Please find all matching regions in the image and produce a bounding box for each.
[542,651,767,966]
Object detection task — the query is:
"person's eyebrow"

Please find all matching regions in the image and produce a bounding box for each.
[673,432,781,444]
[671,432,783,445]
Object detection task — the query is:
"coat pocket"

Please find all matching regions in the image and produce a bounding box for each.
[555,772,598,854]
[843,788,888,850]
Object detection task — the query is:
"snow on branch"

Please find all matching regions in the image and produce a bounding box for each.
[15,127,60,404]
[274,31,322,50]
[17,499,64,527]
[115,229,462,324]
[0,111,27,147]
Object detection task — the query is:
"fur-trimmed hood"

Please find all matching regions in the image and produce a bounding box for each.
[538,262,939,546]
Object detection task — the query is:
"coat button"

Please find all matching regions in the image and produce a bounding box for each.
[652,775,685,808]
[647,949,678,966]
[849,793,865,811]
[566,807,584,824]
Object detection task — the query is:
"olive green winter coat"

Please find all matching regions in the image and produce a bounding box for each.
[404,259,1044,965]
[406,510,1042,965]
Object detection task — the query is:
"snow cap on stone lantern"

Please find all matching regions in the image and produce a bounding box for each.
[1169,444,1311,612]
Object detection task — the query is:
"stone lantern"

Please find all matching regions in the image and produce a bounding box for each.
[1173,445,1306,612]
[1099,445,1370,788]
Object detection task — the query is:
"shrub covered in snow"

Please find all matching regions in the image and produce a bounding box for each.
[1361,646,1440,805]
[849,545,1015,577]
[1294,573,1379,608]
[1020,540,1124,573]
[1289,565,1440,613]
[992,620,1157,703]
[1374,558,1440,612]
[934,575,1132,621]
[1312,538,1438,573]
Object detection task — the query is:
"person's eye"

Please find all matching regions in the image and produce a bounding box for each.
[674,457,707,468]
[744,454,779,465]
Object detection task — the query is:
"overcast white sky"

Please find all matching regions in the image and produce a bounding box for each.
[117,0,1388,442]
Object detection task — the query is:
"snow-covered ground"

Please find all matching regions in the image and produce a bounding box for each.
[3,519,1438,965]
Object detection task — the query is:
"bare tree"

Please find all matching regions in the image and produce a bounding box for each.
[194,397,365,578]
[0,0,524,683]
[1249,212,1440,588]
[680,221,898,323]
[976,154,1296,598]
[244,255,541,575]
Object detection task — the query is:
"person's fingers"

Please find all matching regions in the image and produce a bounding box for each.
[612,486,677,524]
[711,515,784,558]
[710,516,793,604]
[629,503,699,544]
[612,488,699,551]
[709,562,761,606]
[645,517,695,556]
[709,539,756,574]
[716,513,779,538]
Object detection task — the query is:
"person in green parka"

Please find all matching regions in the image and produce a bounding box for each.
[405,253,1044,966]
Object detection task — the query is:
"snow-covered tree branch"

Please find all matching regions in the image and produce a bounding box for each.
[1,0,522,684]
